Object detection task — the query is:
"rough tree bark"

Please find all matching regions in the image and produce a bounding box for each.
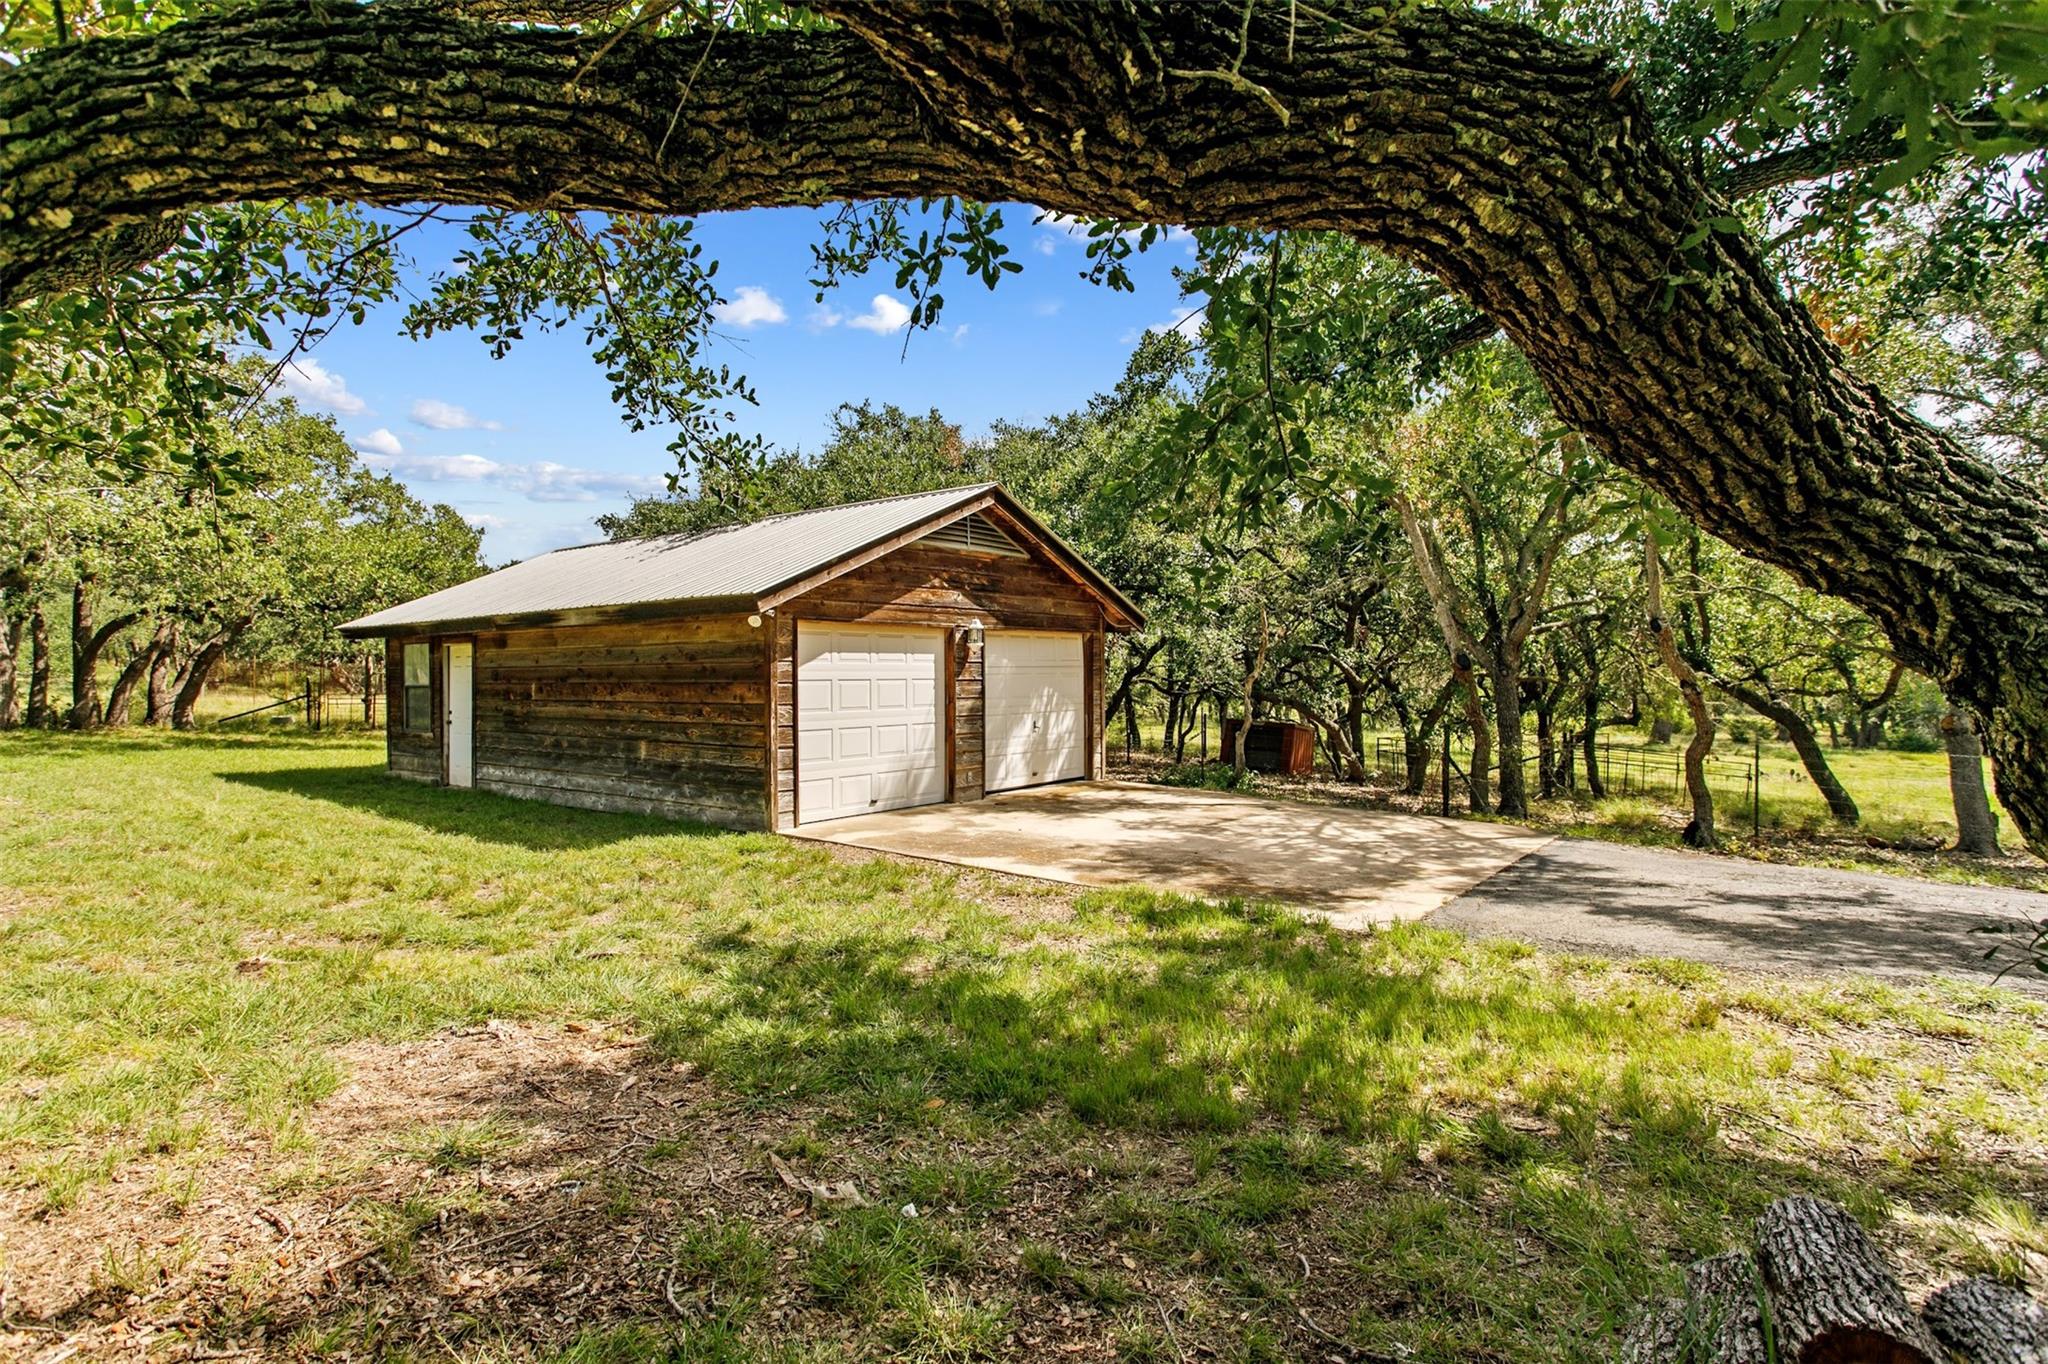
[1716,677,1860,824]
[1922,1277,2048,1364]
[1943,708,2004,857]
[1753,1197,1941,1364]
[1533,670,1567,800]
[1397,492,1567,819]
[6,1,2048,847]
[1453,652,1492,815]
[0,610,21,728]
[67,579,144,730]
[1646,540,1717,848]
[1232,603,1270,785]
[169,616,252,730]
[103,620,173,727]
[144,621,178,726]
[1387,675,1458,796]
[1625,1198,2035,1364]
[24,607,53,729]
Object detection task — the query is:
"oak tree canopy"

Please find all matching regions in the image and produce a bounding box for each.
[4,0,2048,849]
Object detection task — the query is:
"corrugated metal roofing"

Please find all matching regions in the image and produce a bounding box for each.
[343,484,1036,635]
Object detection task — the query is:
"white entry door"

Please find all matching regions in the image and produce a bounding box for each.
[985,632,1087,793]
[796,624,944,823]
[444,642,474,789]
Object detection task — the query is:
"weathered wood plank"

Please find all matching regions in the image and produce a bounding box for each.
[478,775,764,828]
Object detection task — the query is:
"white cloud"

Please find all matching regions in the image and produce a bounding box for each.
[950,324,970,347]
[1033,236,1059,256]
[355,427,403,458]
[1031,298,1064,318]
[409,397,505,431]
[845,293,913,334]
[1119,310,1205,346]
[280,358,365,416]
[465,513,509,532]
[360,451,663,503]
[806,305,844,331]
[713,285,789,329]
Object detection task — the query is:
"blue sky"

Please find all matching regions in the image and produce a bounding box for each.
[279,204,1200,563]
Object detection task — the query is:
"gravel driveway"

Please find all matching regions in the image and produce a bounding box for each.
[1432,838,2048,992]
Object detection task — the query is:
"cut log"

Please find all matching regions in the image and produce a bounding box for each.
[1618,1254,1771,1364]
[1683,1250,1771,1364]
[1620,1296,1688,1364]
[1753,1198,1941,1364]
[1923,1277,2048,1364]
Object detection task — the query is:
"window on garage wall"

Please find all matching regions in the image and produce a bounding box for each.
[402,643,432,734]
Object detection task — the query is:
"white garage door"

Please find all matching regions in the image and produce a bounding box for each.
[796,624,944,824]
[985,632,1087,793]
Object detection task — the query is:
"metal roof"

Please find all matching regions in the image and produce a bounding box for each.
[341,483,1143,635]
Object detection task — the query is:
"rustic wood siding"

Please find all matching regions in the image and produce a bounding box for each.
[466,614,768,828]
[386,636,441,783]
[953,627,985,802]
[779,542,1103,812]
[787,543,1102,633]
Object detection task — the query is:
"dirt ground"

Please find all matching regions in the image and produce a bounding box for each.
[0,1021,1397,1362]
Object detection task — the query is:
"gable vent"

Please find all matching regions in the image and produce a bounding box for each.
[920,511,1028,558]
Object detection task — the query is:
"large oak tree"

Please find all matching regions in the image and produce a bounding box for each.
[4,0,2047,848]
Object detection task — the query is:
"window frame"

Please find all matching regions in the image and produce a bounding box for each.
[401,642,432,735]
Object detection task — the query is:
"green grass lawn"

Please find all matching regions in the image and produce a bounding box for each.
[2,731,2045,1362]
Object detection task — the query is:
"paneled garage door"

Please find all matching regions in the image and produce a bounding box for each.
[985,631,1087,793]
[796,624,945,824]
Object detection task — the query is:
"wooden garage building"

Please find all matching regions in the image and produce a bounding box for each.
[339,484,1144,830]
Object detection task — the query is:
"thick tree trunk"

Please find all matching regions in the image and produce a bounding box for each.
[144,622,178,726]
[1647,542,1716,849]
[1581,699,1607,798]
[1491,663,1529,819]
[103,621,173,727]
[1455,656,1492,816]
[169,618,250,730]
[1944,709,2003,857]
[66,580,143,731]
[1340,679,1367,783]
[25,607,53,729]
[8,1,2048,850]
[0,611,20,728]
[68,581,99,730]
[1719,679,1860,824]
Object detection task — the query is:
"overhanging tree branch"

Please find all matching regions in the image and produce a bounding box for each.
[5,0,2048,851]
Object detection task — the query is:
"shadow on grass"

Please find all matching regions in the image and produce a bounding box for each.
[221,763,736,851]
[57,900,2048,1361]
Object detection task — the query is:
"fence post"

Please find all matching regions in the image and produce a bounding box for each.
[1752,736,1761,839]
[1201,712,1208,762]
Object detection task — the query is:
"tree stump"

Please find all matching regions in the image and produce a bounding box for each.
[1923,1277,2048,1364]
[1752,1198,1941,1364]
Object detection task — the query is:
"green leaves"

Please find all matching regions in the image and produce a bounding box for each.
[1720,0,2048,172]
[404,210,762,476]
[1,201,405,491]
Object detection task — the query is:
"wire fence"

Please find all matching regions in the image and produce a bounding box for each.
[209,676,384,729]
[1372,730,1779,828]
